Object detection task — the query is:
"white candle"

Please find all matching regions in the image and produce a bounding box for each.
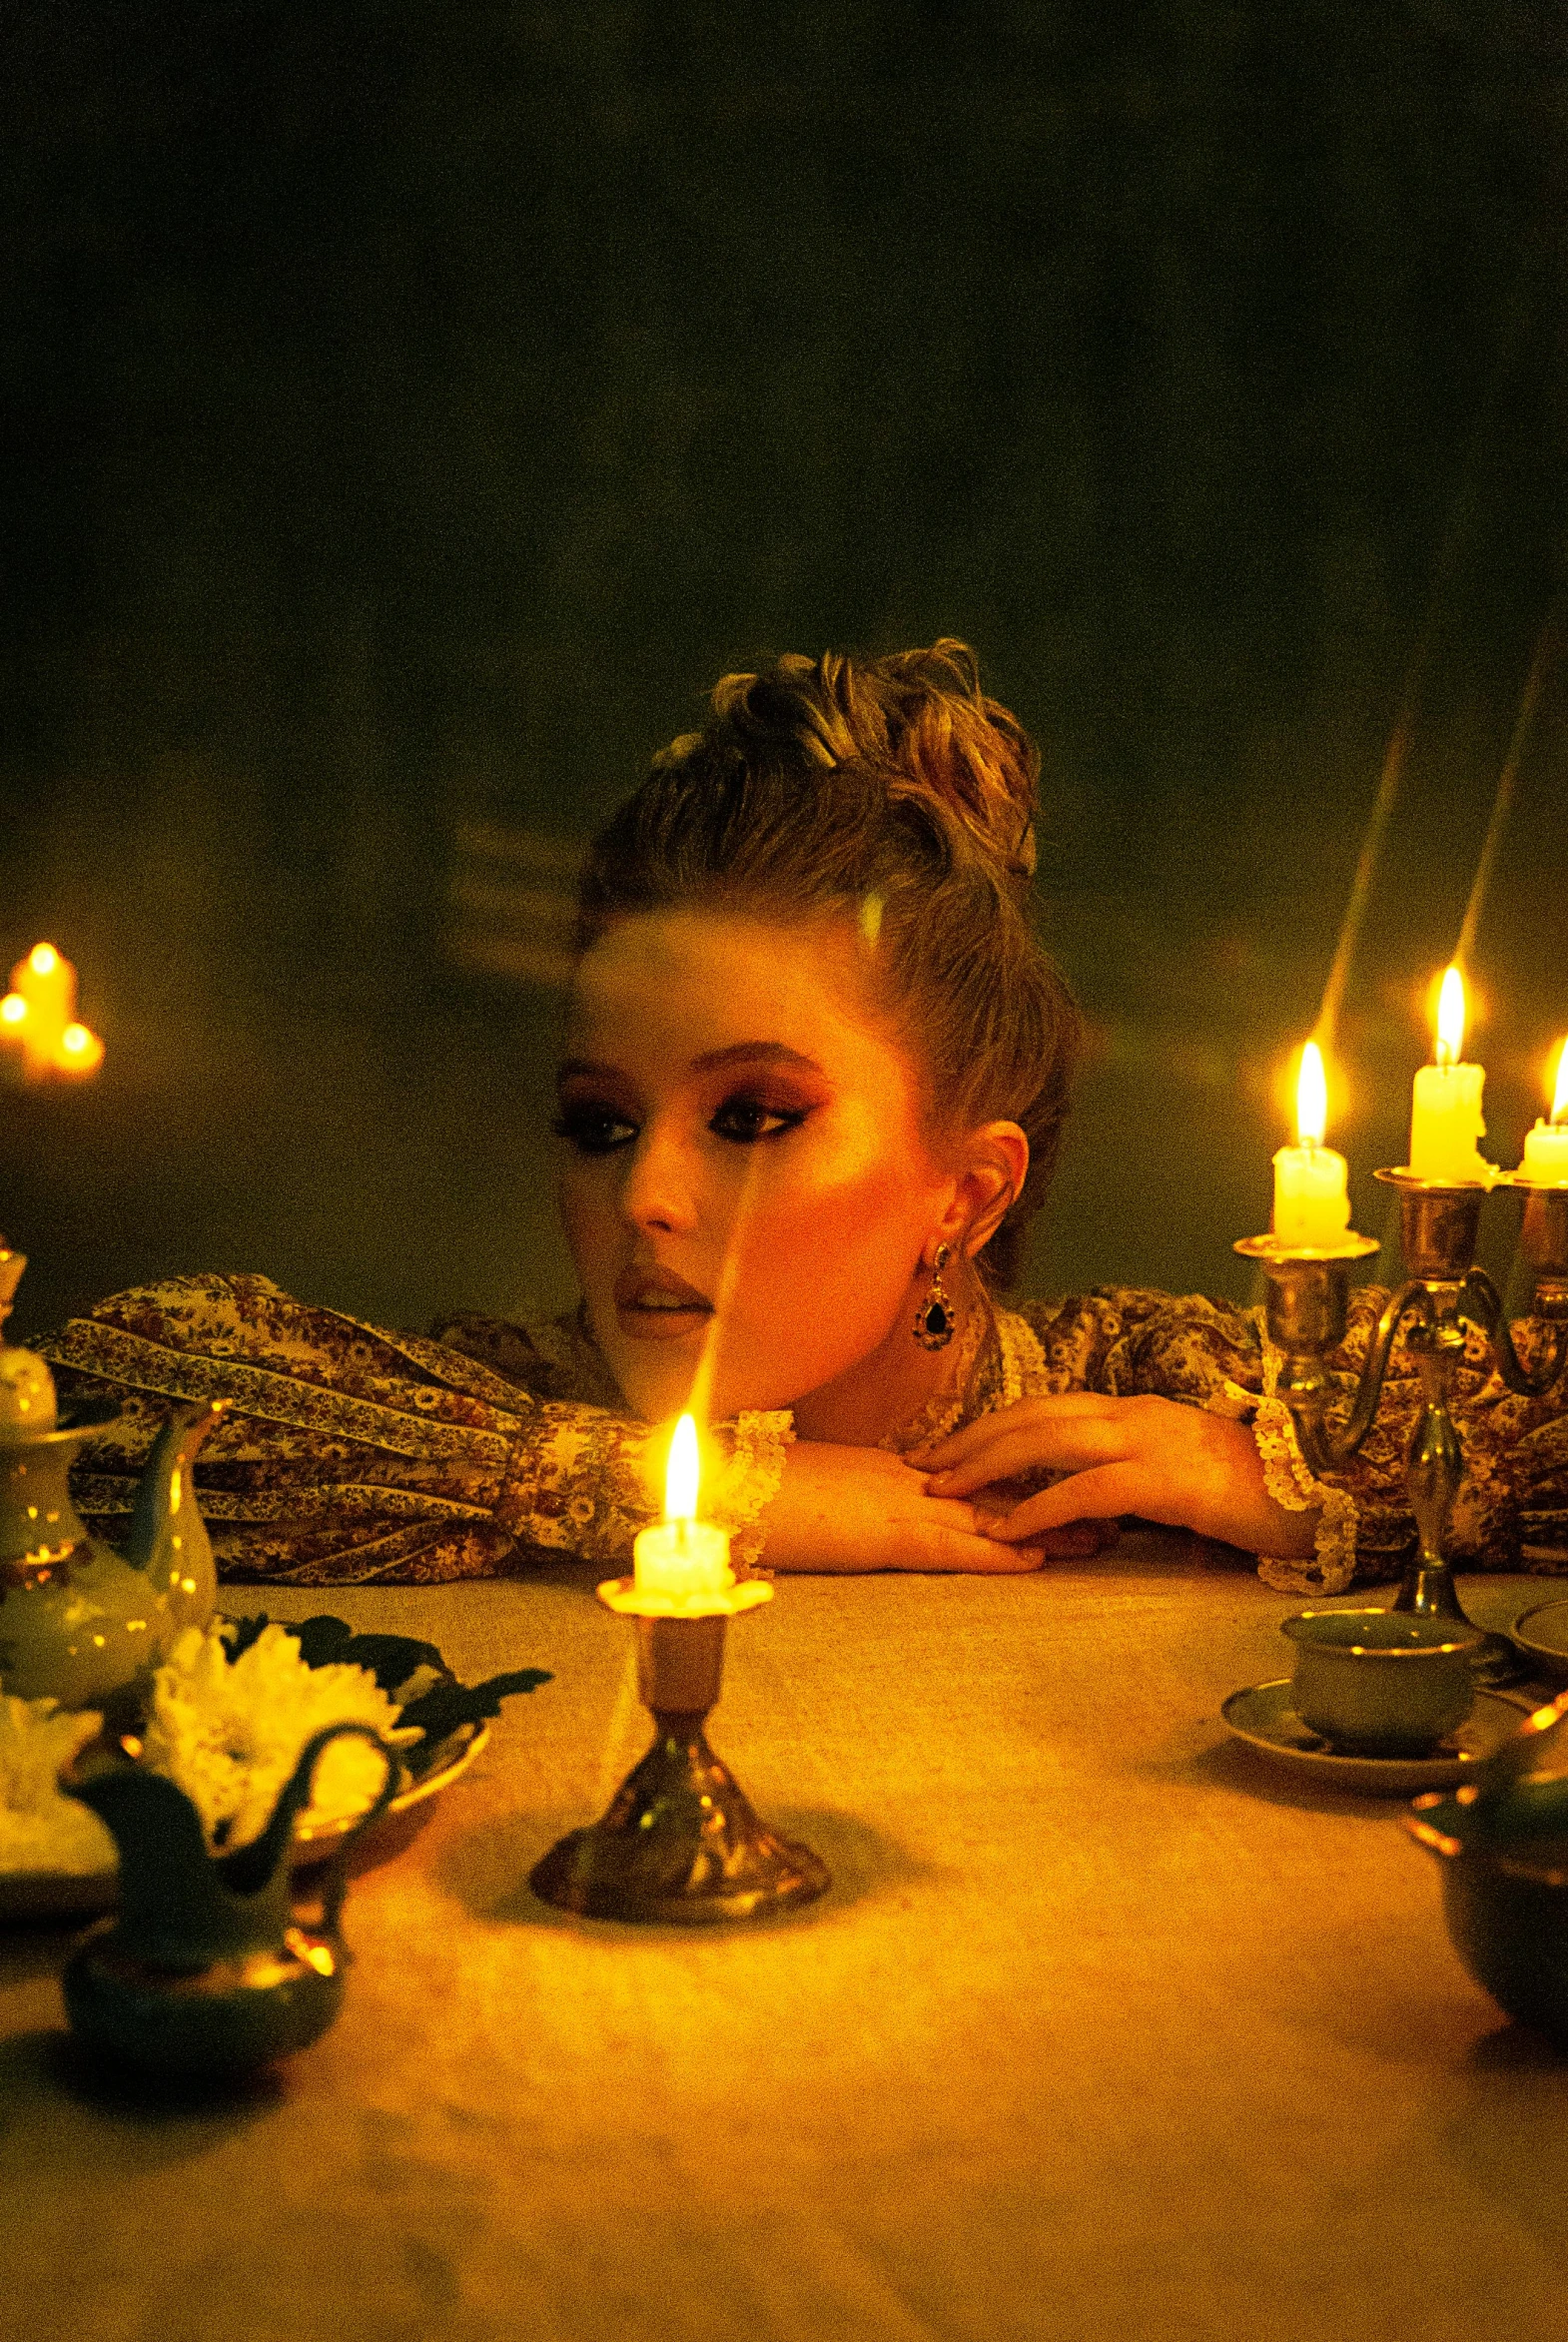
[1409,966,1493,1183]
[1521,1039,1568,1184]
[55,1022,105,1080]
[632,1413,734,1601]
[0,944,104,1081]
[6,943,75,1077]
[1272,1042,1351,1248]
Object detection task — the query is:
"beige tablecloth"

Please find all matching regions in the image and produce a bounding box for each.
[4,1538,1567,2342]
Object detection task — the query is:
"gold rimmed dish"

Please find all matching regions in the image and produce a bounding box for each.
[0,1715,489,1923]
[1220,1678,1532,1795]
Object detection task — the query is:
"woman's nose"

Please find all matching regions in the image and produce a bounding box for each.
[618,1126,699,1233]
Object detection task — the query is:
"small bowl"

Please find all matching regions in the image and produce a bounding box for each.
[1281,1608,1483,1756]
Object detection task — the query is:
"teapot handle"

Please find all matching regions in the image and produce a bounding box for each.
[292,1723,401,1939]
[222,1721,400,1921]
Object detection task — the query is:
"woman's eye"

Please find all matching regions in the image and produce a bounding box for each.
[552,1105,639,1156]
[708,1096,808,1145]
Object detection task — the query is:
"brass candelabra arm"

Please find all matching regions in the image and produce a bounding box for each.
[1281,1278,1430,1474]
[1456,1268,1568,1400]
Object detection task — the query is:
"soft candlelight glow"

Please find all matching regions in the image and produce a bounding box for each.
[1296,1043,1327,1146]
[665,1412,700,1524]
[1271,1041,1350,1248]
[0,943,105,1081]
[631,1412,734,1604]
[56,1023,105,1078]
[1409,965,1491,1183]
[1434,965,1465,1067]
[1521,1036,1568,1183]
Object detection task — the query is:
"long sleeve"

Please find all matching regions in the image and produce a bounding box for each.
[1012,1286,1568,1594]
[39,1276,793,1587]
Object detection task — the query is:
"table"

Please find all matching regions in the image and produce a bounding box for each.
[5,1537,1567,2342]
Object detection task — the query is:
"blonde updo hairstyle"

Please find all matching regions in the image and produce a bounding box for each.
[577,640,1081,1288]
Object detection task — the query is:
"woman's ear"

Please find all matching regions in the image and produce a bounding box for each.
[934,1122,1030,1260]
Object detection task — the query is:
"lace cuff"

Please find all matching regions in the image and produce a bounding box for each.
[708,1409,796,1572]
[1248,1394,1359,1596]
[497,1401,795,1571]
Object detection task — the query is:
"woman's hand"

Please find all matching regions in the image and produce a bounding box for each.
[760,1441,1106,1573]
[911,1393,1319,1560]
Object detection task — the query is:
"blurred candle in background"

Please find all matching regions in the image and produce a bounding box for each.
[1408,967,1491,1183]
[1272,1041,1351,1247]
[1521,1039,1568,1183]
[0,944,104,1081]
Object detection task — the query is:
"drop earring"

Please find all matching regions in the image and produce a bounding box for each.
[913,1243,956,1351]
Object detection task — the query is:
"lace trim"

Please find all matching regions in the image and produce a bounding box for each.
[711,1408,795,1572]
[1248,1318,1360,1596]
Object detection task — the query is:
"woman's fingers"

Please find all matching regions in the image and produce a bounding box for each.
[910,1394,1117,1468]
[908,1525,1048,1573]
[980,1463,1144,1541]
[924,1413,1137,1496]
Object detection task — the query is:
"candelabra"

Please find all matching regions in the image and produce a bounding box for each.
[1237,1171,1568,1687]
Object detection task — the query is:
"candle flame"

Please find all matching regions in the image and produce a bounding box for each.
[1552,1038,1568,1127]
[55,1023,104,1076]
[0,994,26,1027]
[1296,1043,1327,1146]
[1435,965,1465,1067]
[665,1412,700,1523]
[28,943,58,977]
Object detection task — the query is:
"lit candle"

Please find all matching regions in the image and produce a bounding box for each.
[0,943,104,1081]
[1272,1042,1352,1247]
[1408,966,1493,1184]
[6,942,75,1076]
[55,1022,105,1079]
[631,1413,734,1602]
[1521,1039,1568,1184]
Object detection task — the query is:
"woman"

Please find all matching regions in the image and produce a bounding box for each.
[44,643,1568,1595]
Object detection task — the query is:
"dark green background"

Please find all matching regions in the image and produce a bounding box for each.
[2,2,1565,1341]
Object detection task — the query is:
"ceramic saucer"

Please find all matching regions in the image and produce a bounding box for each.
[1509,1599,1568,1686]
[1220,1678,1532,1795]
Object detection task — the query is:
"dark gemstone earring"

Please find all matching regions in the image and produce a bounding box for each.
[913,1243,956,1351]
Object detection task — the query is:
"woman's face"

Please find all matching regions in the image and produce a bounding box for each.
[555,908,958,1423]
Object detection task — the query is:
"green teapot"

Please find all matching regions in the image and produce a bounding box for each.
[1408,1689,1568,2043]
[64,1722,397,2077]
[0,1239,228,1708]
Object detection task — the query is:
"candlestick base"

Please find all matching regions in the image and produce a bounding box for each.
[529,1719,831,1923]
[530,1609,830,1924]
[1392,1560,1527,1689]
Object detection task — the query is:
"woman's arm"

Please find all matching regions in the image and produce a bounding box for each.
[915,1392,1317,1557]
[914,1286,1568,1593]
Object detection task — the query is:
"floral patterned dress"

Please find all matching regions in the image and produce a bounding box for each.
[39,1272,1568,1597]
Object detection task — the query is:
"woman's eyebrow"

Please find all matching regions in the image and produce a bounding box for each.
[556,1057,628,1086]
[690,1042,825,1075]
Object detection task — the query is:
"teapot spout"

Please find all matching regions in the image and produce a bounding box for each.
[123,1399,230,1633]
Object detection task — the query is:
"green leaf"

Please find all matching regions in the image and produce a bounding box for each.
[397,1668,551,1756]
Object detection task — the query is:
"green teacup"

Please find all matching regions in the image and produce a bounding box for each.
[1281,1608,1483,1756]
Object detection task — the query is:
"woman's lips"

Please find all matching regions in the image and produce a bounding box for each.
[613,1269,713,1343]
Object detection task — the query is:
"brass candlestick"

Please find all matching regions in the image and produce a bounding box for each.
[530,1578,830,1924]
[1237,1170,1568,1687]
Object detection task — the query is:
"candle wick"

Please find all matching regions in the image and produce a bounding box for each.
[676,1516,689,1553]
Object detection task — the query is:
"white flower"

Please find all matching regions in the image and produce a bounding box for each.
[141,1623,421,1851]
[0,1697,115,1875]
